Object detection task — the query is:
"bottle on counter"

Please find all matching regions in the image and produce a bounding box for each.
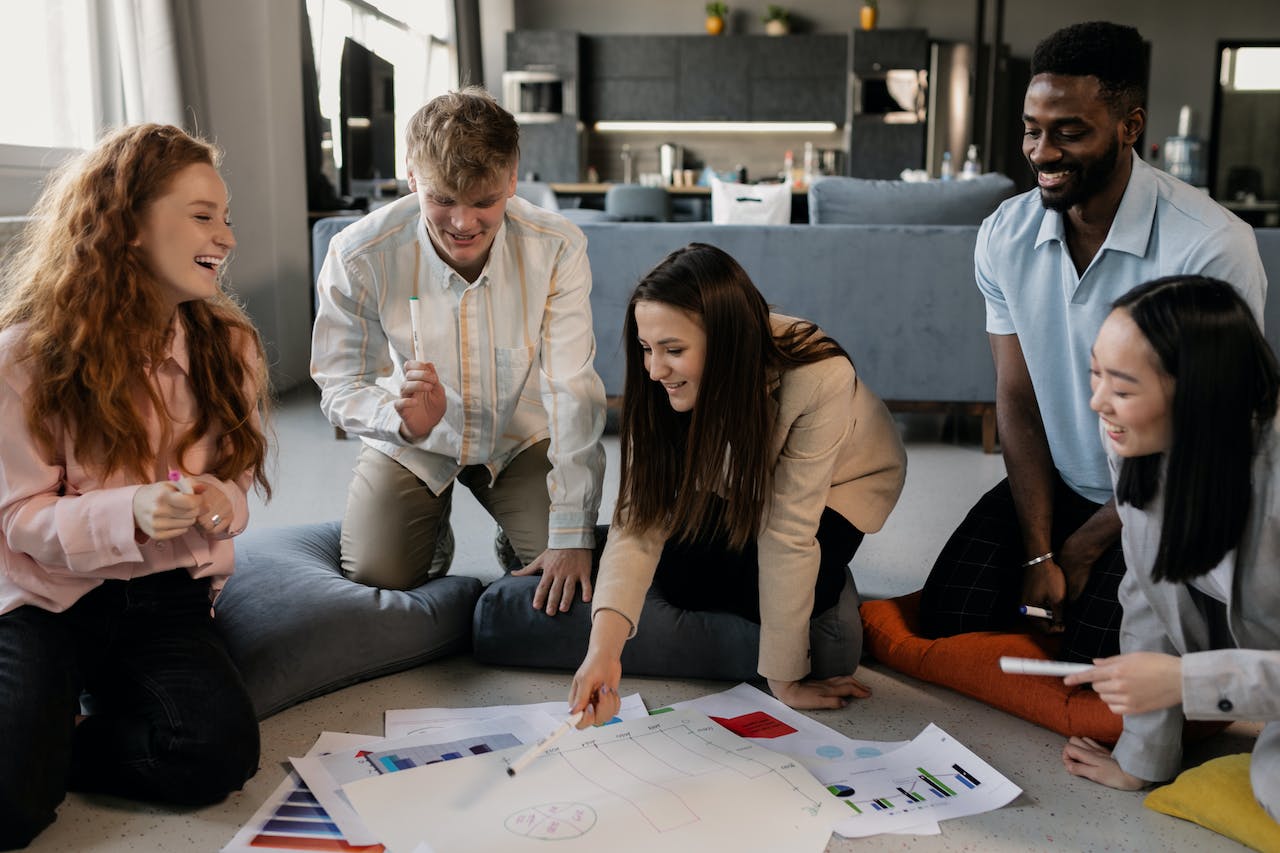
[939,150,954,181]
[802,141,816,188]
[960,144,981,181]
[782,149,794,184]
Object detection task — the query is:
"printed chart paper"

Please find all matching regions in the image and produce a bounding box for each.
[667,683,939,836]
[343,710,840,853]
[383,692,647,738]
[223,732,381,853]
[826,723,1023,837]
[666,683,908,774]
[294,714,557,845]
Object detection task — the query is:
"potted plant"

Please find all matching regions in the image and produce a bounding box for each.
[705,2,727,35]
[762,5,789,36]
[859,0,878,30]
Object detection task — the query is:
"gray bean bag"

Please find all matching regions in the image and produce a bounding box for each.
[216,521,482,718]
[473,528,862,682]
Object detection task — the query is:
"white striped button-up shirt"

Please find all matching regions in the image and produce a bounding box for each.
[311,194,606,548]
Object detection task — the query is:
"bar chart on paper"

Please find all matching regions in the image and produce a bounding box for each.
[827,761,985,813]
[826,724,1022,838]
[363,734,522,773]
[341,711,841,853]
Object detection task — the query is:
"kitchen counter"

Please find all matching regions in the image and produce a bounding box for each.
[550,182,809,195]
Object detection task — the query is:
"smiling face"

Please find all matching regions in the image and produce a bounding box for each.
[133,162,234,312]
[1090,308,1175,457]
[633,299,707,413]
[1022,73,1138,214]
[409,165,516,282]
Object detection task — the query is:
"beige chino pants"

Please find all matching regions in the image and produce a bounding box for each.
[339,439,553,590]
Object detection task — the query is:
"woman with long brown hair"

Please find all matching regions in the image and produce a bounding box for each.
[0,124,271,848]
[569,243,906,719]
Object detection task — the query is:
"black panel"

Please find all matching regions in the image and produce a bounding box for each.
[751,35,848,79]
[679,36,752,79]
[847,119,925,179]
[678,74,751,120]
[752,77,846,122]
[586,36,678,79]
[588,79,678,121]
[851,28,928,75]
[507,30,579,75]
[518,120,581,183]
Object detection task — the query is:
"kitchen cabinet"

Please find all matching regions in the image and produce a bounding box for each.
[585,36,679,121]
[850,28,928,75]
[581,34,848,123]
[677,37,752,120]
[750,35,846,123]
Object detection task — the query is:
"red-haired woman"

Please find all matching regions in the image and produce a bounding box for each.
[569,243,906,720]
[0,124,271,848]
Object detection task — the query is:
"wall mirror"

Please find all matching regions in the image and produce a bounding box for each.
[1209,41,1280,226]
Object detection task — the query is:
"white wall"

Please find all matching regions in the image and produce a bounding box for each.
[187,0,312,392]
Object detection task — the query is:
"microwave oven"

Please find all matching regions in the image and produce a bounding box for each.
[502,69,576,124]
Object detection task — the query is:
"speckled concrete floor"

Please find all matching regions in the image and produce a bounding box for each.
[20,389,1258,852]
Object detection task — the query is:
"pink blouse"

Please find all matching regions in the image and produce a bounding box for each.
[0,317,258,614]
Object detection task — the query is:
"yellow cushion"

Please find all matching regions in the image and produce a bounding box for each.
[1144,753,1280,853]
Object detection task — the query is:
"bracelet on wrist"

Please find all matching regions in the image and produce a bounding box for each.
[1021,551,1054,568]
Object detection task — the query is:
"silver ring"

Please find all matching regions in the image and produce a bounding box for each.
[209,513,222,527]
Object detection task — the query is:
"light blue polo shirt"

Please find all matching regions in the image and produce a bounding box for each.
[978,151,1267,504]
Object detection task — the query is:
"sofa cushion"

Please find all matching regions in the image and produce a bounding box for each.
[215,521,482,719]
[473,547,863,682]
[1145,754,1280,853]
[808,173,1016,225]
[861,591,1122,739]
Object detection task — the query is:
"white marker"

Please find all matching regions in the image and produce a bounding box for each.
[506,711,585,777]
[408,296,424,362]
[1020,605,1053,620]
[999,656,1092,677]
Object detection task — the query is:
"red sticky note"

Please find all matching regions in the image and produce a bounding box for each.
[709,711,797,739]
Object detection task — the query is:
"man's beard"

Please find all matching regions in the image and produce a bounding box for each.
[1036,136,1122,213]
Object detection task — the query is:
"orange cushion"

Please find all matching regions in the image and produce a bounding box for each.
[861,591,1123,740]
[861,592,1228,743]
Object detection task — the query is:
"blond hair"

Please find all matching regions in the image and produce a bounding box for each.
[404,86,519,196]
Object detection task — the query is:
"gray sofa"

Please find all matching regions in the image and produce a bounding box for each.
[580,222,993,405]
[310,214,1280,439]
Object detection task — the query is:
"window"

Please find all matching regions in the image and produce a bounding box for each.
[0,0,97,150]
[306,0,456,182]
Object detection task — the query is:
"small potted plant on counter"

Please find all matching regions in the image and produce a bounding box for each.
[859,0,878,30]
[762,5,789,36]
[705,2,727,35]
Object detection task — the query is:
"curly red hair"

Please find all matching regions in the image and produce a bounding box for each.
[0,124,271,495]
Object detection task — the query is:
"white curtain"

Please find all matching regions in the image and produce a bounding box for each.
[95,0,185,128]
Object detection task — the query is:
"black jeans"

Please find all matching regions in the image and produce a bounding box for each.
[653,503,865,623]
[0,571,260,850]
[918,475,1126,663]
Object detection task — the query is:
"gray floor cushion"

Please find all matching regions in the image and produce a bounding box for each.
[473,549,863,683]
[216,521,482,719]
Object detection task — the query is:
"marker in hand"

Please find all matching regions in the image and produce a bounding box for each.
[506,711,585,777]
[167,469,194,495]
[409,296,424,361]
[999,656,1092,677]
[1020,604,1053,620]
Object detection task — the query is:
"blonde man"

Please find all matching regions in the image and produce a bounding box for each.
[312,88,606,615]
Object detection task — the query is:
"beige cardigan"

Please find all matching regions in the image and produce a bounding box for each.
[592,338,907,681]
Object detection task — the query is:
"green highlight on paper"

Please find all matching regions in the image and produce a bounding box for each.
[918,767,957,796]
